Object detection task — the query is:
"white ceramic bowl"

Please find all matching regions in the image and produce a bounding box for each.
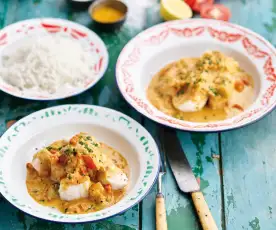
[0,18,108,100]
[116,19,276,132]
[0,105,159,223]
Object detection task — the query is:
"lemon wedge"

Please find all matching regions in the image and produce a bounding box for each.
[160,0,193,21]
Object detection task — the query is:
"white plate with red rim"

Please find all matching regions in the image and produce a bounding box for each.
[0,18,108,100]
[116,19,276,132]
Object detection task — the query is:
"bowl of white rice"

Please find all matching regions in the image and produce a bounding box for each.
[0,18,108,100]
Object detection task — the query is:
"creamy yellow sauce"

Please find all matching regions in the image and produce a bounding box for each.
[147,51,255,122]
[26,133,129,214]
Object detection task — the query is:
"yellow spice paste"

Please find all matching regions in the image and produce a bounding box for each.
[92,6,124,23]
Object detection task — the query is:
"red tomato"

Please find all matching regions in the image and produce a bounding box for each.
[184,0,196,8]
[200,4,231,21]
[82,155,97,170]
[192,0,214,12]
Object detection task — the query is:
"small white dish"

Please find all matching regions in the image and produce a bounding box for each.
[0,105,159,223]
[116,19,276,132]
[0,18,108,100]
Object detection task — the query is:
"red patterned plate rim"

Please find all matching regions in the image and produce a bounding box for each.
[116,19,276,132]
[0,18,109,101]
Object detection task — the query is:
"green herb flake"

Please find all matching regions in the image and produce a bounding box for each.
[86,136,92,141]
[86,206,93,212]
[46,146,54,151]
[209,87,219,96]
[79,141,85,145]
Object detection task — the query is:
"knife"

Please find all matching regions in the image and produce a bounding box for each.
[162,128,218,230]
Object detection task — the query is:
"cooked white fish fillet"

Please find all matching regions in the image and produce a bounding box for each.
[173,87,208,112]
[59,177,91,201]
[106,172,128,190]
[31,150,51,177]
[98,163,128,190]
[32,158,41,173]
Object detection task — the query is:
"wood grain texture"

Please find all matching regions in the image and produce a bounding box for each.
[221,110,276,230]
[0,0,145,229]
[191,191,218,230]
[0,0,275,229]
[156,194,168,230]
[220,1,276,230]
[142,119,222,230]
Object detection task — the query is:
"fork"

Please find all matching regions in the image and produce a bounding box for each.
[156,128,168,230]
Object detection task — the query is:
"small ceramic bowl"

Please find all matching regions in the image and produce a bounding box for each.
[69,0,94,10]
[116,19,276,132]
[88,0,128,31]
[0,105,159,223]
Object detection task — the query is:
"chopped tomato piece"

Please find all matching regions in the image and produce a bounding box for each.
[242,79,250,86]
[200,4,231,21]
[232,104,244,111]
[234,81,245,92]
[192,0,214,12]
[184,0,196,8]
[82,155,97,170]
[104,184,112,193]
[69,135,79,146]
[58,154,68,165]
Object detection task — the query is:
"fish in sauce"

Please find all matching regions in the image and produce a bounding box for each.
[26,132,129,214]
[147,51,255,122]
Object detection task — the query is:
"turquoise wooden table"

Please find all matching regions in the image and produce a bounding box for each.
[0,0,275,229]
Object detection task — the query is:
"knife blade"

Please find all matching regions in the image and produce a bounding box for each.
[162,128,199,193]
[161,128,218,230]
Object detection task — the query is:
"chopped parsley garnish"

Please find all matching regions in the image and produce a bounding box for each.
[86,206,93,211]
[177,83,190,97]
[194,78,203,85]
[85,136,92,141]
[46,146,54,151]
[209,87,219,96]
[177,89,185,96]
[79,141,85,145]
[58,147,63,151]
[92,143,99,147]
[64,147,77,155]
[84,144,92,152]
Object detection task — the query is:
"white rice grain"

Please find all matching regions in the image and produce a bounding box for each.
[0,35,96,94]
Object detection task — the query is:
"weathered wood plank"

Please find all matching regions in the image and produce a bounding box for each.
[222,0,276,46]
[0,0,150,229]
[221,110,276,230]
[142,119,223,230]
[220,0,276,229]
